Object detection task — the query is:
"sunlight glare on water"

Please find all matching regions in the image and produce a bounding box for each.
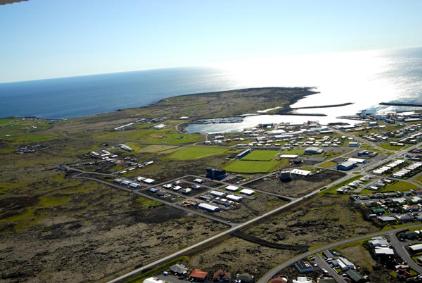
[214,50,403,116]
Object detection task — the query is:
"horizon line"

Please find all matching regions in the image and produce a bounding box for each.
[1,45,421,85]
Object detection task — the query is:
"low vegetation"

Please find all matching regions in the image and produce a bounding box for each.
[168,145,229,160]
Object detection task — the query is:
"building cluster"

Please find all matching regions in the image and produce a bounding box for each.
[318,250,367,283]
[203,122,347,151]
[279,169,312,182]
[186,185,256,212]
[147,178,206,201]
[351,190,422,225]
[336,157,366,171]
[287,250,367,283]
[366,236,419,280]
[113,175,156,189]
[16,143,46,154]
[89,147,154,174]
[160,180,198,195]
[372,159,406,175]
[360,123,421,147]
[358,110,422,123]
[373,158,422,179]
[364,177,395,192]
[392,162,422,178]
[336,175,372,194]
[144,263,255,283]
[114,117,167,131]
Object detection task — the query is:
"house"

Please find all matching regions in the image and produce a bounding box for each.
[323,250,335,260]
[396,214,414,222]
[337,257,355,271]
[368,236,389,248]
[398,231,419,241]
[294,260,313,273]
[148,187,159,193]
[143,178,155,184]
[226,185,239,192]
[349,141,360,147]
[190,269,208,281]
[169,264,188,275]
[374,247,395,256]
[240,188,255,195]
[377,215,396,224]
[181,188,192,194]
[345,269,365,282]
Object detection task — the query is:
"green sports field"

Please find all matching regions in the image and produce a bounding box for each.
[224,160,281,173]
[242,150,279,161]
[168,146,229,160]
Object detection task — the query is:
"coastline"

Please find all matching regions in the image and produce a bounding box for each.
[4,87,317,122]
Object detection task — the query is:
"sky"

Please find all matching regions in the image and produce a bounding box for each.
[1,0,422,83]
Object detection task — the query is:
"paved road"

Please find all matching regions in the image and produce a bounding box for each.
[257,226,422,283]
[106,172,357,283]
[314,255,347,283]
[332,128,391,153]
[388,232,422,274]
[69,136,420,283]
[74,175,236,227]
[257,140,422,283]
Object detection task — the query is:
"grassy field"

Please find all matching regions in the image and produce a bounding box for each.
[360,180,418,195]
[379,142,410,151]
[94,127,203,145]
[0,118,58,144]
[280,148,304,155]
[337,241,376,272]
[168,146,229,160]
[224,159,287,173]
[0,194,71,232]
[381,181,418,192]
[136,197,163,209]
[139,144,179,154]
[242,150,279,161]
[318,160,337,168]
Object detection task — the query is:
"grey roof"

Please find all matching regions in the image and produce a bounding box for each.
[170,264,188,274]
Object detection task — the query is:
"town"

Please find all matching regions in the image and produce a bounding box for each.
[55,108,422,283]
[1,88,421,283]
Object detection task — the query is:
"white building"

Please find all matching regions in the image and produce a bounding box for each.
[226,185,239,192]
[240,188,255,195]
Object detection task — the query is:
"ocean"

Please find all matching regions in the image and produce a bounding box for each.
[0,47,421,120]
